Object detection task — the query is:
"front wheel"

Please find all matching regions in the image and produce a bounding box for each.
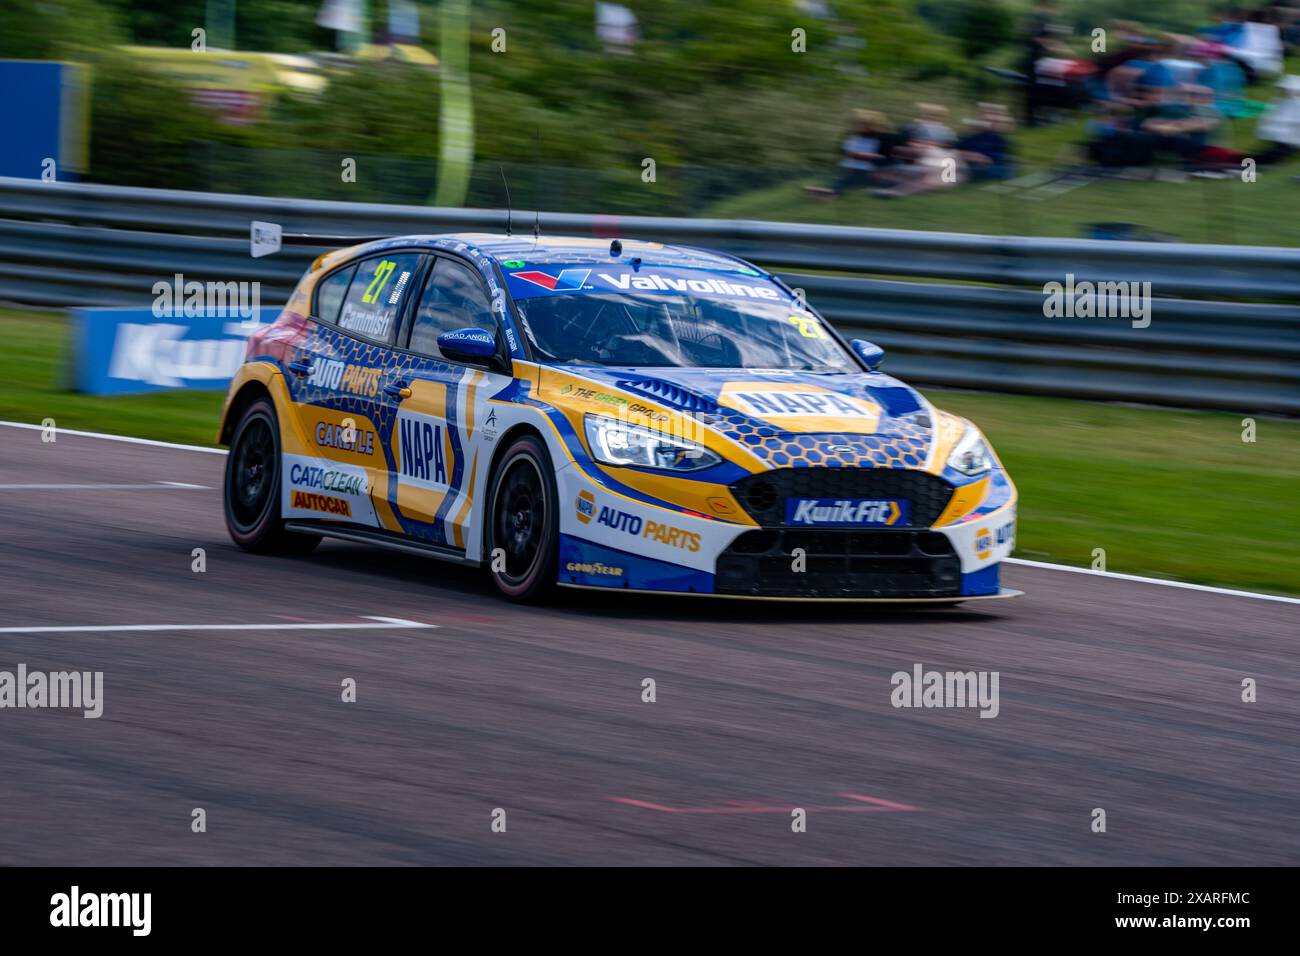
[485,434,559,603]
[223,397,320,555]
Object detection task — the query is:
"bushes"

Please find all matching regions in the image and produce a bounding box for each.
[29,0,972,210]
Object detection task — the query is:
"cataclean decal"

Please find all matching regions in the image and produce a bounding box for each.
[289,463,368,496]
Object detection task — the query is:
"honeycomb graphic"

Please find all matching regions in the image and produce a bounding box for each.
[697,404,932,470]
[289,325,428,440]
[288,325,465,547]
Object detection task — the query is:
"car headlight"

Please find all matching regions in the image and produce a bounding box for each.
[947,426,994,476]
[584,415,721,471]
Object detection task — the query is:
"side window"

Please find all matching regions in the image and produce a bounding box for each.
[337,253,422,344]
[408,258,496,358]
[314,264,356,324]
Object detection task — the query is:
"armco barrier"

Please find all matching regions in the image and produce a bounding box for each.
[1,177,1297,413]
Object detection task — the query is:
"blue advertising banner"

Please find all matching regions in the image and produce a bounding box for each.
[71,307,275,395]
[0,60,89,180]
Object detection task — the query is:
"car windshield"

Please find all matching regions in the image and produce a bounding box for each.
[512,287,855,370]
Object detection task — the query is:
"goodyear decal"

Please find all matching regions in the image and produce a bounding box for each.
[558,534,713,593]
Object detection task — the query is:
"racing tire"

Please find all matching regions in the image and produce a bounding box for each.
[223,398,320,556]
[485,434,559,603]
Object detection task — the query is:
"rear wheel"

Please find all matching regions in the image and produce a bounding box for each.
[485,434,558,602]
[223,398,320,555]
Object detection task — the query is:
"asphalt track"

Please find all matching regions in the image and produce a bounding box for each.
[1,424,1296,866]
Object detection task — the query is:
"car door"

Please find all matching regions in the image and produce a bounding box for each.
[282,251,426,529]
[382,254,505,551]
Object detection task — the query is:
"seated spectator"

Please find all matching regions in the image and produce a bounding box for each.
[1158,85,1224,164]
[872,105,962,198]
[1159,34,1210,86]
[1201,9,1247,47]
[1108,40,1177,108]
[1089,20,1151,100]
[1230,12,1285,79]
[1254,74,1300,164]
[956,104,1016,180]
[1189,41,1249,116]
[1086,100,1150,167]
[897,102,957,149]
[804,110,897,197]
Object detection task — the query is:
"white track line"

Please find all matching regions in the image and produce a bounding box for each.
[0,616,436,635]
[0,420,226,455]
[2,421,1295,606]
[0,482,209,490]
[1004,558,1300,606]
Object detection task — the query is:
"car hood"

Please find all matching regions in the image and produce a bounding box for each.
[558,366,943,469]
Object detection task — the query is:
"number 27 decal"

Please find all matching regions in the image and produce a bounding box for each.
[788,314,825,338]
[362,260,397,304]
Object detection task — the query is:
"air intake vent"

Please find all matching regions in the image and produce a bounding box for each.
[616,379,719,415]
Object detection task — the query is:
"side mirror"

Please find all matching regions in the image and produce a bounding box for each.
[851,338,885,370]
[437,327,499,366]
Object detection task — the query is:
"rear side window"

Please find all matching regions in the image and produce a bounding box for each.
[337,253,423,343]
[408,257,496,357]
[314,264,356,324]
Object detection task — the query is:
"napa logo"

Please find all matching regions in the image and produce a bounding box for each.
[510,268,591,291]
[397,410,449,491]
[575,490,595,524]
[718,381,882,434]
[974,520,1014,561]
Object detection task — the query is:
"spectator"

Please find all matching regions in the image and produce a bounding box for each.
[899,102,956,147]
[1131,84,1222,168]
[873,105,962,197]
[1089,20,1151,99]
[1230,10,1286,79]
[1189,41,1249,116]
[805,110,896,197]
[1254,74,1300,164]
[956,103,1016,180]
[1086,100,1151,167]
[1021,0,1070,126]
[1107,39,1177,108]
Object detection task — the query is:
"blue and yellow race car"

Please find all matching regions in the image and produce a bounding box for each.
[219,231,1017,602]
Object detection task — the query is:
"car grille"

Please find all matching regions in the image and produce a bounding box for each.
[729,469,955,528]
[715,529,961,598]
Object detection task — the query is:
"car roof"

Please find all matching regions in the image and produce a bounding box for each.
[358,233,767,275]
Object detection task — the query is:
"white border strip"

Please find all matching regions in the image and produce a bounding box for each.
[3,421,1297,606]
[1004,557,1300,606]
[0,616,436,634]
[0,420,226,455]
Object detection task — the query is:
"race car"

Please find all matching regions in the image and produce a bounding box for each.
[219,230,1017,602]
